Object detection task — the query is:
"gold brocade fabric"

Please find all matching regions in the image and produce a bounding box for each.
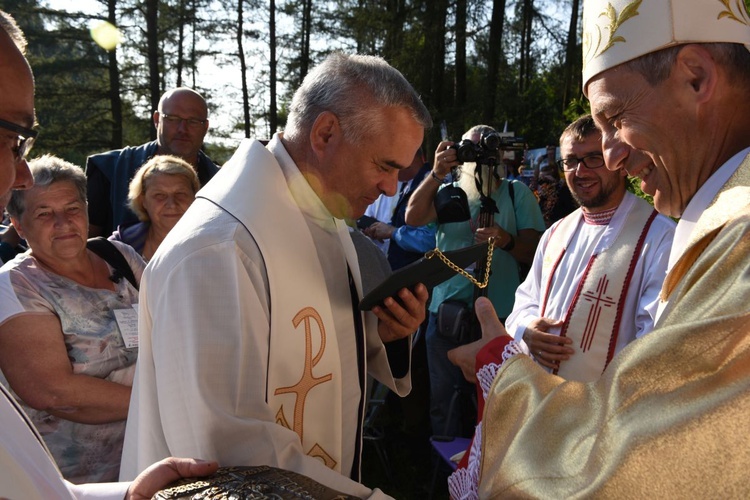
[478,159,750,498]
[661,153,750,302]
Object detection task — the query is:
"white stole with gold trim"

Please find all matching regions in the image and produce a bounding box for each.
[541,198,656,381]
[200,139,354,473]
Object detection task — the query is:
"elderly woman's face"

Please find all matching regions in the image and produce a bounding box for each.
[12,180,88,262]
[141,173,195,232]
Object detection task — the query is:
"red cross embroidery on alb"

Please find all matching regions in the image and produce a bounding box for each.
[580,275,616,351]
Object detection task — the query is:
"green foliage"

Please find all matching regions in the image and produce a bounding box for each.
[4,3,110,165]
[627,175,654,205]
[2,0,694,171]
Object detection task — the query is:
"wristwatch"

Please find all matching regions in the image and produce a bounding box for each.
[501,233,515,252]
[430,170,445,183]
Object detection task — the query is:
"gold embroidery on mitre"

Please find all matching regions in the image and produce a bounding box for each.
[307,443,337,469]
[583,0,643,71]
[717,0,750,25]
[274,307,333,442]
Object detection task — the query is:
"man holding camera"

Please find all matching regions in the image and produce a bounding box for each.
[406,124,545,437]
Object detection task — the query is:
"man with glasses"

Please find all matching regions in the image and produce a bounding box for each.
[85,87,219,237]
[481,115,675,381]
[0,16,34,199]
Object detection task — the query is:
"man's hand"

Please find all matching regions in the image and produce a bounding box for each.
[126,458,219,500]
[473,222,510,246]
[363,221,395,242]
[432,140,459,179]
[447,297,511,383]
[522,317,573,370]
[373,283,428,342]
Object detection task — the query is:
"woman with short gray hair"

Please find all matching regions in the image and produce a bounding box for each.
[0,154,145,483]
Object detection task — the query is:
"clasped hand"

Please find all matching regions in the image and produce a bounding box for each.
[473,223,508,245]
[522,317,573,369]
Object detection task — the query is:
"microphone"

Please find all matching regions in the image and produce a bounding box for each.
[109,270,123,284]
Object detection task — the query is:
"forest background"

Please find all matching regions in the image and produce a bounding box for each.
[4,0,594,168]
[4,0,750,169]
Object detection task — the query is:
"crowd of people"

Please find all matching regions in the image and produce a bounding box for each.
[0,0,749,498]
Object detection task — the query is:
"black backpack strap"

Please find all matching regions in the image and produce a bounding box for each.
[86,237,138,290]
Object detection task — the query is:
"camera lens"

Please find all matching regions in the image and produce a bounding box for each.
[455,139,478,163]
[481,132,501,151]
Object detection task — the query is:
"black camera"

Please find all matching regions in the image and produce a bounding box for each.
[448,132,526,165]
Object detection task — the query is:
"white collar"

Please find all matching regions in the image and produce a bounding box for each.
[669,146,750,270]
[268,133,338,233]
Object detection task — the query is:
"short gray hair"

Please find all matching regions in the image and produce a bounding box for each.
[0,10,27,54]
[462,125,497,141]
[284,52,432,145]
[128,155,200,222]
[7,155,87,218]
[625,42,750,88]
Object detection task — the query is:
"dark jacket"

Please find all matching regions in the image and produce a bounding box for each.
[85,141,219,234]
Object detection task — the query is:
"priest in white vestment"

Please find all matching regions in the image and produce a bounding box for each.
[121,54,433,498]
[445,1,750,497]
[504,115,675,382]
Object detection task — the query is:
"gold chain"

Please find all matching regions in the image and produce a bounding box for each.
[425,237,496,288]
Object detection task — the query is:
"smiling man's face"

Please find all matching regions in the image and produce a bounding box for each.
[561,131,626,212]
[587,58,705,218]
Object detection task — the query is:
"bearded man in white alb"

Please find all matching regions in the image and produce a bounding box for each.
[501,114,675,381]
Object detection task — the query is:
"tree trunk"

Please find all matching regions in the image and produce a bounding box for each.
[176,0,186,87]
[146,0,160,139]
[269,0,278,136]
[562,0,580,110]
[106,0,123,148]
[191,0,197,88]
[236,0,250,138]
[485,0,506,123]
[425,0,447,111]
[299,0,313,85]
[383,0,405,62]
[524,0,533,88]
[455,0,467,108]
[518,0,533,94]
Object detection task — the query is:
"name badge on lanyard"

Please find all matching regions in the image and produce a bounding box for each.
[114,304,139,348]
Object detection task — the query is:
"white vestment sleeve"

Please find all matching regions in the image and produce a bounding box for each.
[505,230,551,341]
[631,214,675,338]
[67,482,130,500]
[122,231,374,498]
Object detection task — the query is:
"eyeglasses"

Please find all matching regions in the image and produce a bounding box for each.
[556,153,605,172]
[161,113,207,128]
[0,118,38,162]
